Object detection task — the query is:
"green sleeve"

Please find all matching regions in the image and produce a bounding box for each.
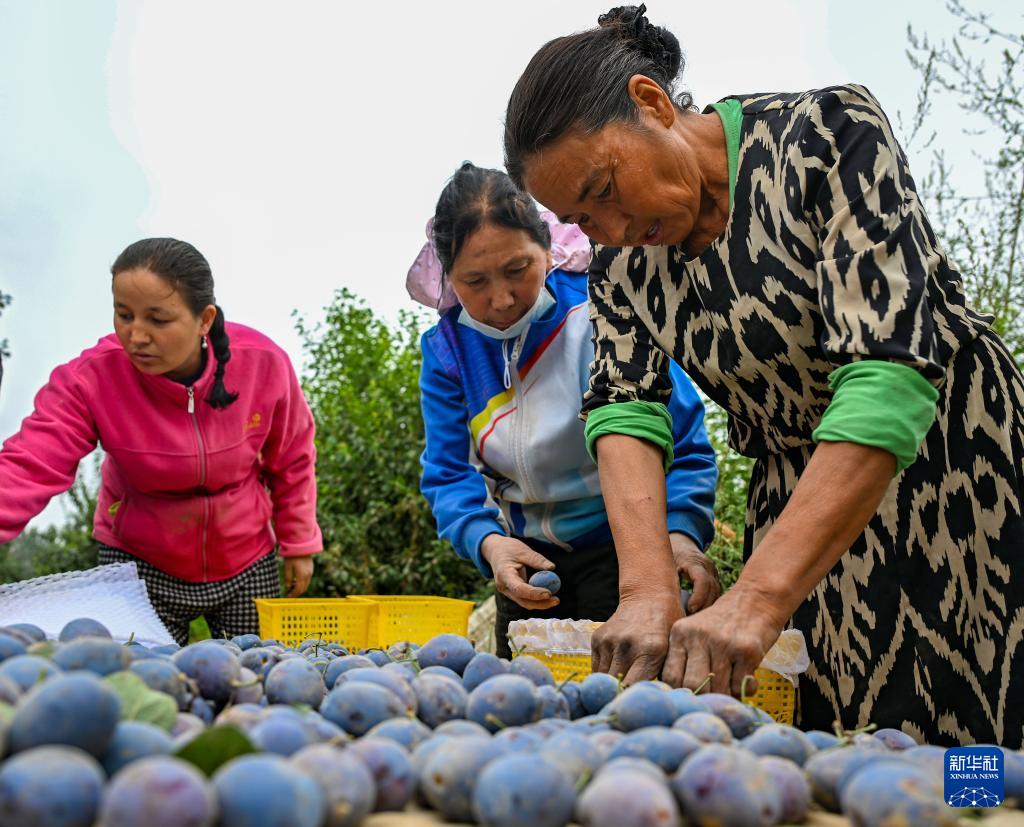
[812,361,939,473]
[584,401,674,472]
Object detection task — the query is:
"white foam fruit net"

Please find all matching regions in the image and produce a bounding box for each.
[508,619,809,684]
[0,563,175,647]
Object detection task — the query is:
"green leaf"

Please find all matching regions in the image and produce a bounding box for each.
[174,726,257,777]
[0,702,13,726]
[104,671,177,731]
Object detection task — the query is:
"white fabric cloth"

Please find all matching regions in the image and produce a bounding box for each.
[0,562,175,646]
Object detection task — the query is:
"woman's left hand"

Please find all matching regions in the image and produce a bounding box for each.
[669,533,721,614]
[283,555,315,597]
[661,583,785,696]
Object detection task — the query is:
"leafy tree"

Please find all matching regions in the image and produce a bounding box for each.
[700,401,751,590]
[296,289,488,602]
[0,456,99,583]
[0,290,10,362]
[907,1,1024,360]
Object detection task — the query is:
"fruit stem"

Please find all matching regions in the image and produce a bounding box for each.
[693,673,714,695]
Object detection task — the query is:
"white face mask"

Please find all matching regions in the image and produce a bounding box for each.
[457,285,556,341]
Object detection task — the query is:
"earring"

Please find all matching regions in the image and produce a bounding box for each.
[201,337,208,350]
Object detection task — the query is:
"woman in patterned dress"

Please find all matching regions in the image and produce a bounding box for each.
[503,5,1024,747]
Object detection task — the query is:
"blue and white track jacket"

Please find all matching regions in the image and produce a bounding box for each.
[419,269,717,576]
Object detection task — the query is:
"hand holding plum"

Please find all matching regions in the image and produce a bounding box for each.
[480,535,559,610]
[669,533,721,614]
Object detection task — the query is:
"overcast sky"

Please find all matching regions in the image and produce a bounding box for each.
[0,0,1014,530]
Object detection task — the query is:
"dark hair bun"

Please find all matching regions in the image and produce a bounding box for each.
[598,4,681,81]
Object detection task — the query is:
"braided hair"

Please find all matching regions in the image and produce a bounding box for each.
[504,4,691,186]
[111,238,239,409]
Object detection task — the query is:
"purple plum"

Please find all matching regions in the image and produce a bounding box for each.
[672,711,733,744]
[417,634,478,675]
[129,659,191,710]
[741,723,816,765]
[347,736,416,811]
[670,744,781,826]
[213,753,325,827]
[337,668,417,715]
[264,658,326,709]
[324,654,376,688]
[98,755,218,827]
[528,570,561,595]
[290,743,375,827]
[760,754,811,822]
[52,638,130,676]
[99,720,174,776]
[58,618,112,642]
[462,653,510,693]
[609,726,702,773]
[577,766,681,826]
[413,673,468,728]
[467,674,540,732]
[840,761,957,826]
[172,642,241,707]
[804,746,880,812]
[579,673,620,714]
[0,745,105,827]
[694,693,759,738]
[319,683,405,737]
[872,727,918,751]
[606,684,678,731]
[472,753,575,827]
[9,672,121,757]
[0,654,62,692]
[365,717,432,751]
[508,655,555,687]
[421,736,506,821]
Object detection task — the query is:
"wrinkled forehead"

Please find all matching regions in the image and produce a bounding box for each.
[450,223,545,274]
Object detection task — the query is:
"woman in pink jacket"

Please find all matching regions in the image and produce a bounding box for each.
[0,238,323,644]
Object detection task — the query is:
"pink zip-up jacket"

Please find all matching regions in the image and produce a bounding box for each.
[0,323,323,582]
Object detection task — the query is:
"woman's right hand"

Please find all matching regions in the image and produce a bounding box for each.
[481,534,560,610]
[592,587,683,684]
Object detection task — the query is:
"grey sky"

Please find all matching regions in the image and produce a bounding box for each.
[0,0,1015,530]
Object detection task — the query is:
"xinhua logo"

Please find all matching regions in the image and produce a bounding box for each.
[945,746,1004,807]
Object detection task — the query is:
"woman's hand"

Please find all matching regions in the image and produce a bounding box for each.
[283,555,315,598]
[670,533,721,614]
[592,587,682,685]
[661,583,785,696]
[481,535,560,610]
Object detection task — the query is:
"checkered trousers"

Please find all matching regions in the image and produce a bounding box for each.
[97,545,281,646]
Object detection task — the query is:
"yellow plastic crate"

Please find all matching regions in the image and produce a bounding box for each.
[525,649,796,725]
[255,598,374,650]
[350,595,475,648]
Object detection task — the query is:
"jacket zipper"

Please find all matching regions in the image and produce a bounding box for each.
[187,386,210,582]
[508,336,564,549]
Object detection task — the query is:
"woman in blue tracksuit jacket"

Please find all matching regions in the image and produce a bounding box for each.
[410,162,720,659]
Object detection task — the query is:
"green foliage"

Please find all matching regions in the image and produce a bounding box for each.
[174,726,257,777]
[189,616,212,643]
[105,671,178,731]
[907,1,1024,361]
[0,290,10,361]
[700,401,752,591]
[296,289,488,603]
[0,455,99,583]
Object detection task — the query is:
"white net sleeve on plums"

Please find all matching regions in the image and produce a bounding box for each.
[0,562,175,646]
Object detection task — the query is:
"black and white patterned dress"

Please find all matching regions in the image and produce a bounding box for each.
[585,85,1024,747]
